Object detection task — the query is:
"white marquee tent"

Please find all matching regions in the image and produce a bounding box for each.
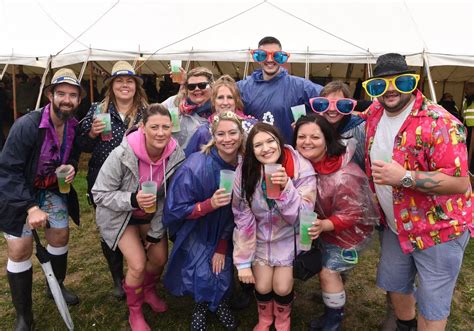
[1,0,473,104]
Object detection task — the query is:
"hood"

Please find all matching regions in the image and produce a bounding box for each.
[126,127,177,166]
[339,115,365,135]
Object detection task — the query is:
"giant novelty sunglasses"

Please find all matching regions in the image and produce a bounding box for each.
[309,97,357,115]
[362,74,420,98]
[250,49,290,65]
[186,82,210,91]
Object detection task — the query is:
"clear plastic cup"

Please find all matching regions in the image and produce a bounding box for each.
[96,113,112,141]
[264,164,281,199]
[55,165,71,194]
[291,104,306,122]
[219,170,236,194]
[170,60,182,84]
[299,210,317,251]
[168,106,181,132]
[141,181,157,213]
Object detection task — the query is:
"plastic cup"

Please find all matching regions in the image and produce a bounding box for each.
[141,181,157,213]
[55,165,71,194]
[168,106,181,132]
[219,170,236,194]
[96,113,112,141]
[299,210,317,251]
[264,164,281,199]
[291,104,306,122]
[170,60,182,84]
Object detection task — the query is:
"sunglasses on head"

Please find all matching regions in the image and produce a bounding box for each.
[187,82,209,91]
[362,74,420,98]
[250,49,290,65]
[309,97,357,115]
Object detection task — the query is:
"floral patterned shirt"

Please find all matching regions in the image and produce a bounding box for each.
[34,104,78,189]
[363,90,473,253]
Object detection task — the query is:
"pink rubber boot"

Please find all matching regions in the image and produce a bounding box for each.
[273,301,292,331]
[123,281,151,331]
[143,271,167,313]
[253,300,274,331]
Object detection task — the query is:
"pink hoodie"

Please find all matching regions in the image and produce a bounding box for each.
[127,127,177,218]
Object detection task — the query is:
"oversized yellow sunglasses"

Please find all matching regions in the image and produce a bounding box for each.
[362,74,420,98]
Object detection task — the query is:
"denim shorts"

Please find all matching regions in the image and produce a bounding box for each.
[3,191,69,239]
[377,228,470,320]
[321,239,367,273]
[38,191,69,229]
[3,223,32,240]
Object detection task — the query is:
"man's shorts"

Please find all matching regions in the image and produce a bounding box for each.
[377,228,470,320]
[3,191,69,239]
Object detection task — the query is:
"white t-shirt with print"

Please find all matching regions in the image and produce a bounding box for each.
[370,99,415,233]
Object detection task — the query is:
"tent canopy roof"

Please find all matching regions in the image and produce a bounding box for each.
[0,0,473,69]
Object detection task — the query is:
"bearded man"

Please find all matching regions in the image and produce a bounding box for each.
[0,68,84,330]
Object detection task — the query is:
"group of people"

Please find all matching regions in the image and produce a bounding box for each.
[0,36,472,331]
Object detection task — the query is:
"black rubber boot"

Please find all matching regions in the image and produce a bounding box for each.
[100,239,125,299]
[395,319,417,331]
[309,306,344,331]
[215,299,239,330]
[7,269,33,331]
[47,252,79,305]
[229,281,253,310]
[190,302,208,331]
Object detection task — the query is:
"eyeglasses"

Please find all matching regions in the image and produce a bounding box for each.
[187,82,209,91]
[309,97,357,115]
[362,74,420,98]
[250,49,290,65]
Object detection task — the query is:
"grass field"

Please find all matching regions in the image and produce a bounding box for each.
[0,157,472,330]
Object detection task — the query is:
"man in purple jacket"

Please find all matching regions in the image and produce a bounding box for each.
[237,36,323,143]
[0,68,83,330]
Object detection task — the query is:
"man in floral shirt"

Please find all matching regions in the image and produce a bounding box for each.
[0,68,83,329]
[363,53,472,331]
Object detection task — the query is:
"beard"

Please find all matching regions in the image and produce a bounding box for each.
[378,92,412,114]
[52,101,76,121]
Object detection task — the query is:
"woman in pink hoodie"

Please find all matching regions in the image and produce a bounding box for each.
[92,104,185,331]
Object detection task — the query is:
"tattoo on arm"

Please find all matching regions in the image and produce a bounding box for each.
[414,172,442,191]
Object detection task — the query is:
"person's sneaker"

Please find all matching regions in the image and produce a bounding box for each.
[309,306,344,331]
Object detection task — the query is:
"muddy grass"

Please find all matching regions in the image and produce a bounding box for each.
[0,157,472,330]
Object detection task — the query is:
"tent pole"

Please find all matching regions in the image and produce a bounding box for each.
[305,46,309,80]
[422,52,437,101]
[89,62,95,104]
[78,49,91,82]
[419,64,425,94]
[0,64,8,80]
[35,56,52,110]
[243,48,250,79]
[362,63,369,100]
[185,47,193,73]
[12,65,17,120]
